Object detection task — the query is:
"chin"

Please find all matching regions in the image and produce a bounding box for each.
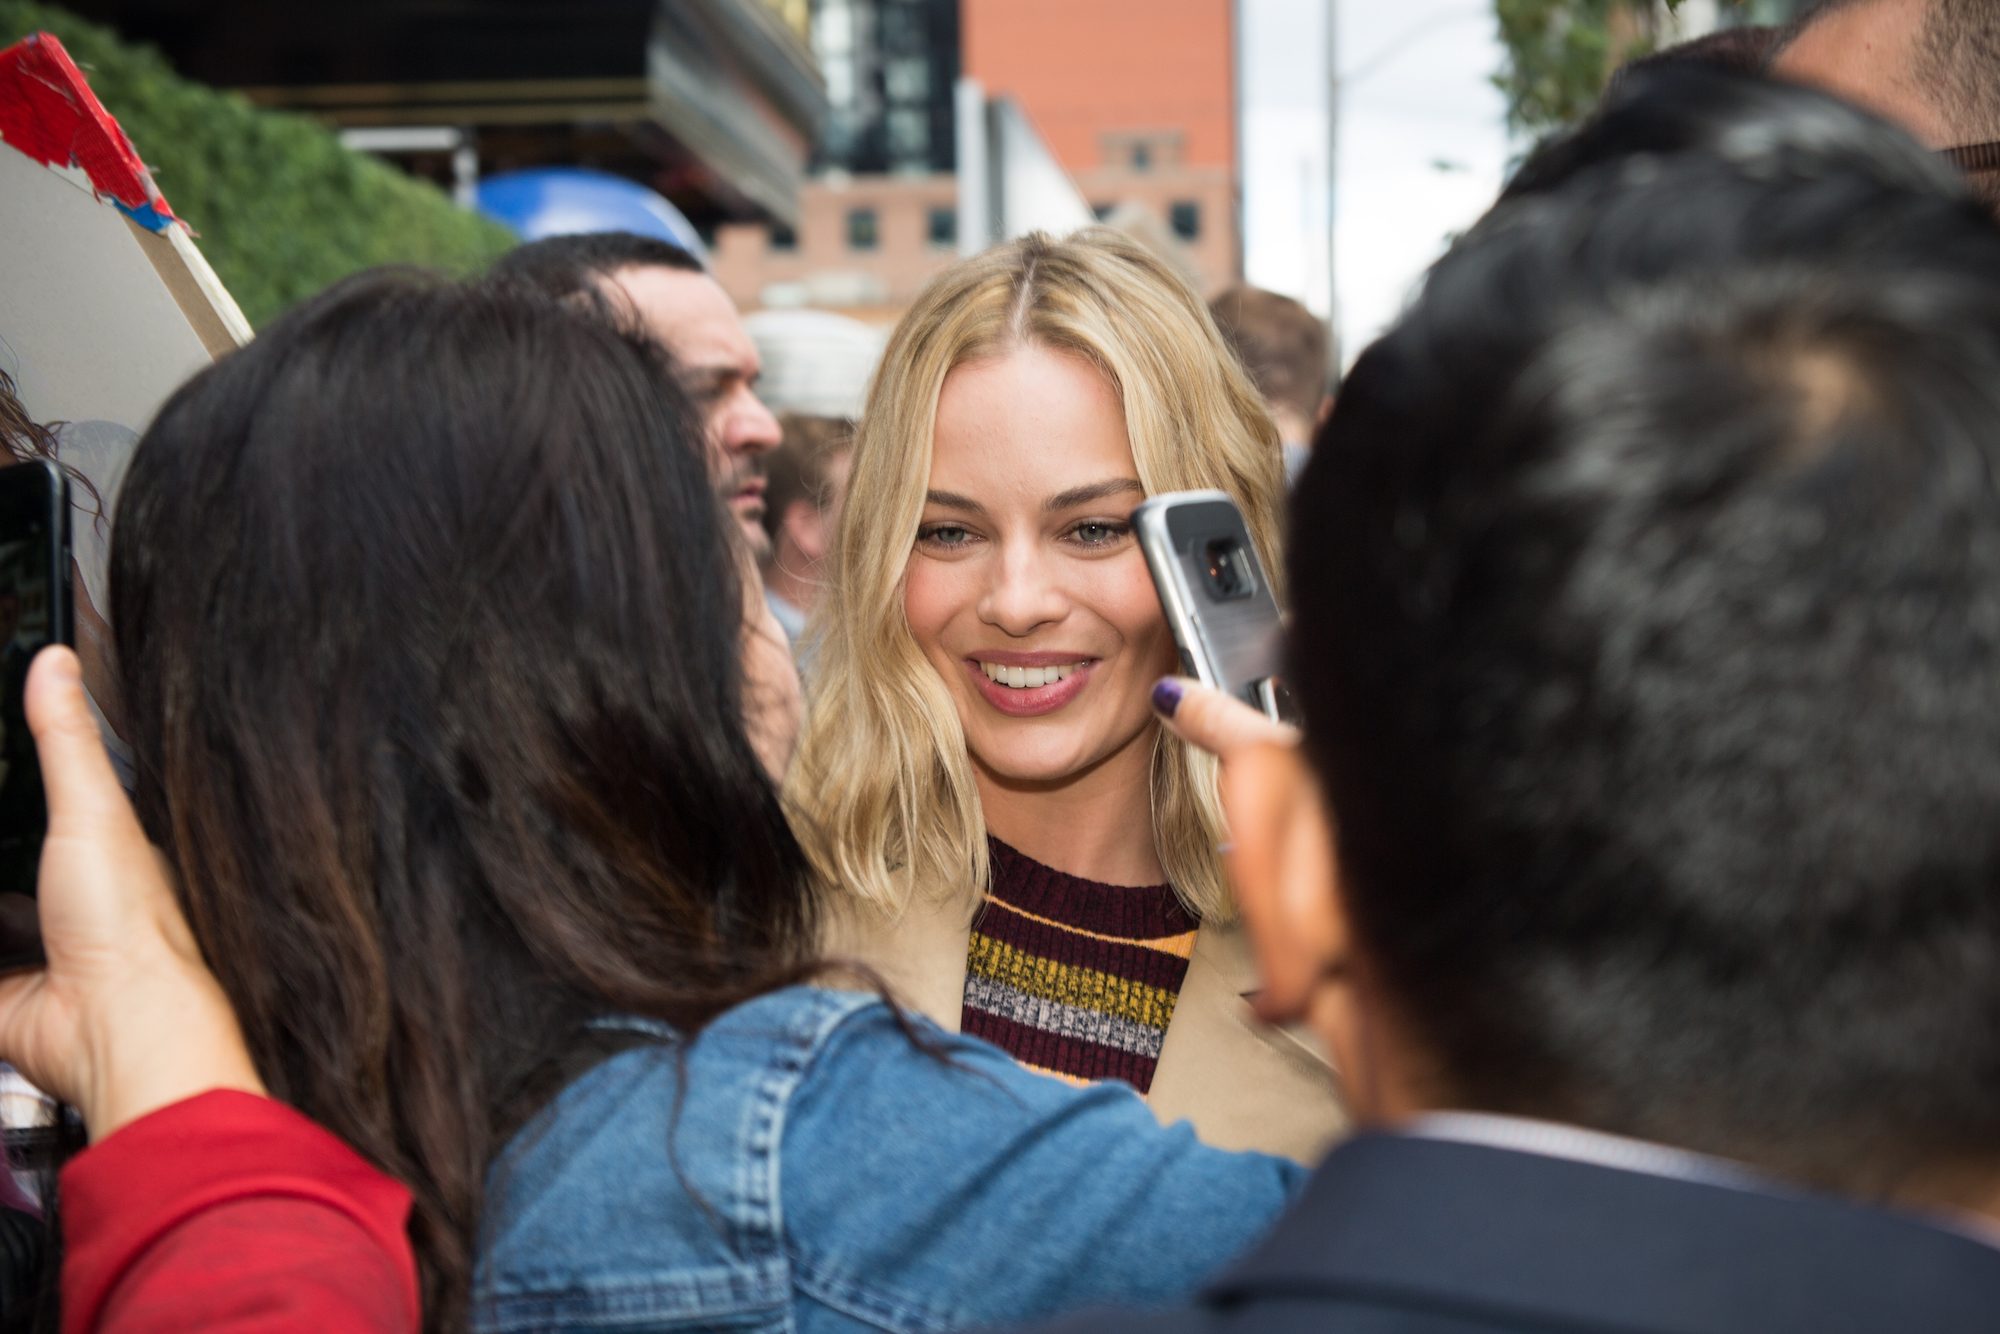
[736,518,772,558]
[967,732,1121,787]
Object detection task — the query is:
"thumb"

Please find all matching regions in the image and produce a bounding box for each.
[26,647,137,843]
[1151,676,1301,759]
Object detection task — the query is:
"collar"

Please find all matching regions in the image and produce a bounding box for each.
[1402,1110,1760,1189]
[763,588,807,641]
[1406,1112,2000,1253]
[1209,1132,2000,1334]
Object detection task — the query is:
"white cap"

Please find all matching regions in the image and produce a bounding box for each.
[742,309,887,421]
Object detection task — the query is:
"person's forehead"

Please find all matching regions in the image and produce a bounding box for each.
[603,265,759,371]
[928,347,1138,495]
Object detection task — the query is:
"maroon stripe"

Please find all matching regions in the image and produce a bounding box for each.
[987,839,1199,937]
[960,1006,1161,1092]
[972,903,1195,994]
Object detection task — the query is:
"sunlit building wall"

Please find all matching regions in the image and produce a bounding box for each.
[713,0,1237,322]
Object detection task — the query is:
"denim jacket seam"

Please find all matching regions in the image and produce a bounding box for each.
[736,989,885,1260]
[778,991,973,1334]
[788,1242,968,1333]
[471,1259,792,1331]
[475,989,890,1331]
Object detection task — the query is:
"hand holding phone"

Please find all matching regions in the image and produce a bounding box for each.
[1135,490,1294,721]
[0,648,264,1142]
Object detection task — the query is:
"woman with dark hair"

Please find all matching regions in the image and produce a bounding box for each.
[104,270,1297,1331]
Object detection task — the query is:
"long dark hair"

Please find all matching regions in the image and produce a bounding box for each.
[109,270,817,1328]
[0,369,56,467]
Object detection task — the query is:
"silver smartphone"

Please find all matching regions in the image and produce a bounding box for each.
[1133,489,1292,721]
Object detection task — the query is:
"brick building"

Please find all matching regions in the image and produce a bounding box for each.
[964,0,1236,290]
[711,0,1239,323]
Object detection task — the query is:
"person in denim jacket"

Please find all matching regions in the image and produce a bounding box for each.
[105,271,1302,1333]
[477,992,1298,1332]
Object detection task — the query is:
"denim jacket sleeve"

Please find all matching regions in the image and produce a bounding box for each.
[780,1003,1306,1333]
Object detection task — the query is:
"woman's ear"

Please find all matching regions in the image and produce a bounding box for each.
[1222,744,1348,1028]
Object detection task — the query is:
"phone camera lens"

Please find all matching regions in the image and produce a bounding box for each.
[1202,539,1254,600]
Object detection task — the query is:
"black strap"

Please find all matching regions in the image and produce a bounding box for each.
[1940,141,2000,172]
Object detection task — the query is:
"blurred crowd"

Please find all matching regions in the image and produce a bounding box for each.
[3,2,2000,1331]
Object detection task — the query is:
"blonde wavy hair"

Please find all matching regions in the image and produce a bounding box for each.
[788,228,1285,921]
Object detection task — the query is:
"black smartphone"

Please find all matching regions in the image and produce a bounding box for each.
[1133,489,1293,721]
[0,460,71,974]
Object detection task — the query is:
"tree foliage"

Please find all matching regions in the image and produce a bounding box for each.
[0,1,518,326]
[1494,0,1752,132]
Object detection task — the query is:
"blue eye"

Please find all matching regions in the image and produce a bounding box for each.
[918,524,974,549]
[1069,521,1129,547]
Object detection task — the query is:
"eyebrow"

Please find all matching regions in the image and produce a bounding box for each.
[923,479,1144,518]
[924,489,987,515]
[678,363,760,396]
[1043,478,1144,513]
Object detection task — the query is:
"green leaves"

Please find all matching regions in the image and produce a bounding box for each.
[1492,0,1747,132]
[0,2,518,327]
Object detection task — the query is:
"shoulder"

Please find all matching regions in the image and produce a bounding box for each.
[782,1003,1303,1329]
[471,986,879,1330]
[787,988,1115,1132]
[1149,920,1346,1162]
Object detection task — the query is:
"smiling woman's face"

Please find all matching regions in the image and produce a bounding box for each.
[902,344,1176,788]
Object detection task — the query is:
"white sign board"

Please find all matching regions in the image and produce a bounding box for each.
[0,143,244,431]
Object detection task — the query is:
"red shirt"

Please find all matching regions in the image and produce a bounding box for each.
[59,1089,418,1333]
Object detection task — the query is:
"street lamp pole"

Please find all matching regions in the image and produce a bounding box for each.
[1324,2,1491,369]
[1326,0,1341,370]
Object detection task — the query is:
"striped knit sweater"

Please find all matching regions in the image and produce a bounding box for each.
[960,838,1199,1092]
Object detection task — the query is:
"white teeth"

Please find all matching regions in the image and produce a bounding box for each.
[978,661,1082,689]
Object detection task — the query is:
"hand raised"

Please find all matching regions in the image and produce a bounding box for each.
[0,648,262,1141]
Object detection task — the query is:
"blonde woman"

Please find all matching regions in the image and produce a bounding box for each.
[790,229,1343,1161]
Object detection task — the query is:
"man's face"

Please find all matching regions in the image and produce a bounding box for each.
[603,266,783,556]
[1771,0,1954,146]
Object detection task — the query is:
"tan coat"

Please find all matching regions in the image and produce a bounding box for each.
[826,888,1348,1163]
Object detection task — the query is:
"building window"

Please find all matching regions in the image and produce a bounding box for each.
[769,224,798,252]
[1102,130,1184,172]
[848,206,880,251]
[1169,200,1200,241]
[888,107,930,161]
[809,0,959,175]
[885,55,929,100]
[927,205,956,248]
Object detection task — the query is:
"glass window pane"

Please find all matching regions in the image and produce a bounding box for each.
[886,56,928,102]
[848,207,879,250]
[888,108,929,160]
[815,1,854,53]
[825,60,855,105]
[927,206,956,247]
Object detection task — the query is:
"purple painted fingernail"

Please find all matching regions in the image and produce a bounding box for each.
[1152,679,1183,718]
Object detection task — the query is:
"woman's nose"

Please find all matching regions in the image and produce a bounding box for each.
[976,545,1069,636]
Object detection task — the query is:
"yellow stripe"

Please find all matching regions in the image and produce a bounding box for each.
[984,893,1199,960]
[965,933,1182,1032]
